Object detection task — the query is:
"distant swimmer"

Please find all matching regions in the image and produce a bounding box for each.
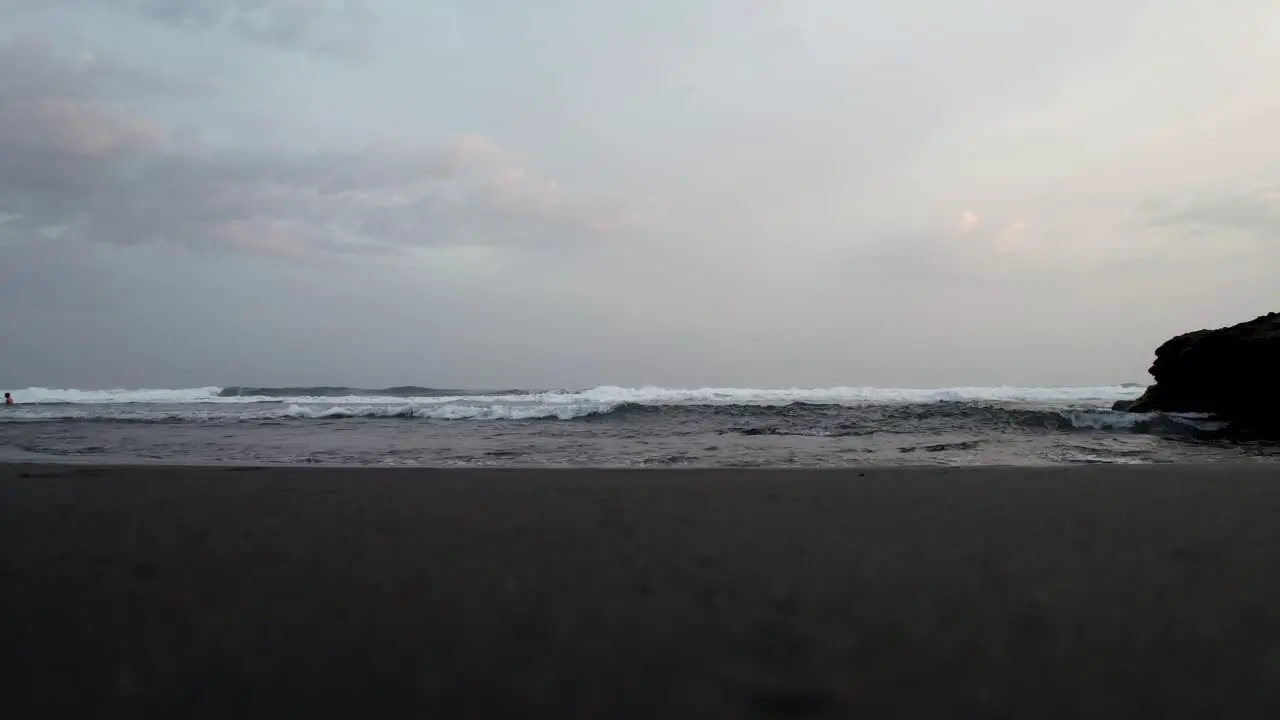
[4,392,11,405]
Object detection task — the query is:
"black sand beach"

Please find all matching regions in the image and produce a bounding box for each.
[5,463,1280,717]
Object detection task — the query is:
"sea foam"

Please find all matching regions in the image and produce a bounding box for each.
[10,384,1144,407]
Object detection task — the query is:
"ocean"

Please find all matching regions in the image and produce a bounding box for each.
[3,384,1278,467]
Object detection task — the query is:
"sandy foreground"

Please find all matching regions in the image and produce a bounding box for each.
[4,463,1280,717]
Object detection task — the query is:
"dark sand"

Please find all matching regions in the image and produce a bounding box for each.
[5,464,1280,718]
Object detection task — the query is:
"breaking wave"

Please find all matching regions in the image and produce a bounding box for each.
[0,382,1228,439]
[7,384,1143,407]
[4,384,1272,468]
[1,403,619,423]
[8,383,1228,436]
[215,386,536,399]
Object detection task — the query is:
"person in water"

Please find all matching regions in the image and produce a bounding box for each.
[4,392,11,405]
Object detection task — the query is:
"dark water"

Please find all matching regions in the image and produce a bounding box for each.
[1,385,1277,466]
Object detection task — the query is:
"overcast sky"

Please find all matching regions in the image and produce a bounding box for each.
[1,0,1277,390]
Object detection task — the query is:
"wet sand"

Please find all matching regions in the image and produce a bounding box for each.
[4,463,1280,717]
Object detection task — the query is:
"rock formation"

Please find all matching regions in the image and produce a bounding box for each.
[1117,312,1280,436]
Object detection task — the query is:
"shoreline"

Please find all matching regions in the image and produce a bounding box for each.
[2,454,1274,470]
[7,463,1280,716]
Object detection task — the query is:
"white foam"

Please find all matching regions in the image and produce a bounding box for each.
[12,387,225,404]
[1065,410,1149,430]
[5,384,1144,414]
[1064,410,1227,432]
[555,385,1142,407]
[1058,451,1154,465]
[275,403,616,421]
[0,402,619,422]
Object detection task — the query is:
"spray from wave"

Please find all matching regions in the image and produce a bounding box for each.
[0,384,1221,437]
[3,384,1269,467]
[9,384,1143,407]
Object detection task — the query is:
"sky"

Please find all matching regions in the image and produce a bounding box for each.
[1,0,1278,390]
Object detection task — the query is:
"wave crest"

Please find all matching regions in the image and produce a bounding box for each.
[216,386,532,399]
[274,403,617,421]
[1,402,622,423]
[9,383,1144,406]
[1,394,1229,440]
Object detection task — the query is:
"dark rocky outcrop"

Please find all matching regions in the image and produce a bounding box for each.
[1116,312,1280,436]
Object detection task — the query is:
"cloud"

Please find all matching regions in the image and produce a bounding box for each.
[991,219,1029,252]
[145,0,375,58]
[0,34,217,102]
[1136,183,1280,268]
[0,37,172,157]
[953,211,1031,252]
[0,39,639,257]
[1148,184,1280,235]
[3,0,375,58]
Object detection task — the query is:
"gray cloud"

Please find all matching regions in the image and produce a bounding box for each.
[135,0,375,58]
[2,0,375,58]
[1148,185,1280,235]
[0,35,216,99]
[0,40,637,257]
[5,1,1279,391]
